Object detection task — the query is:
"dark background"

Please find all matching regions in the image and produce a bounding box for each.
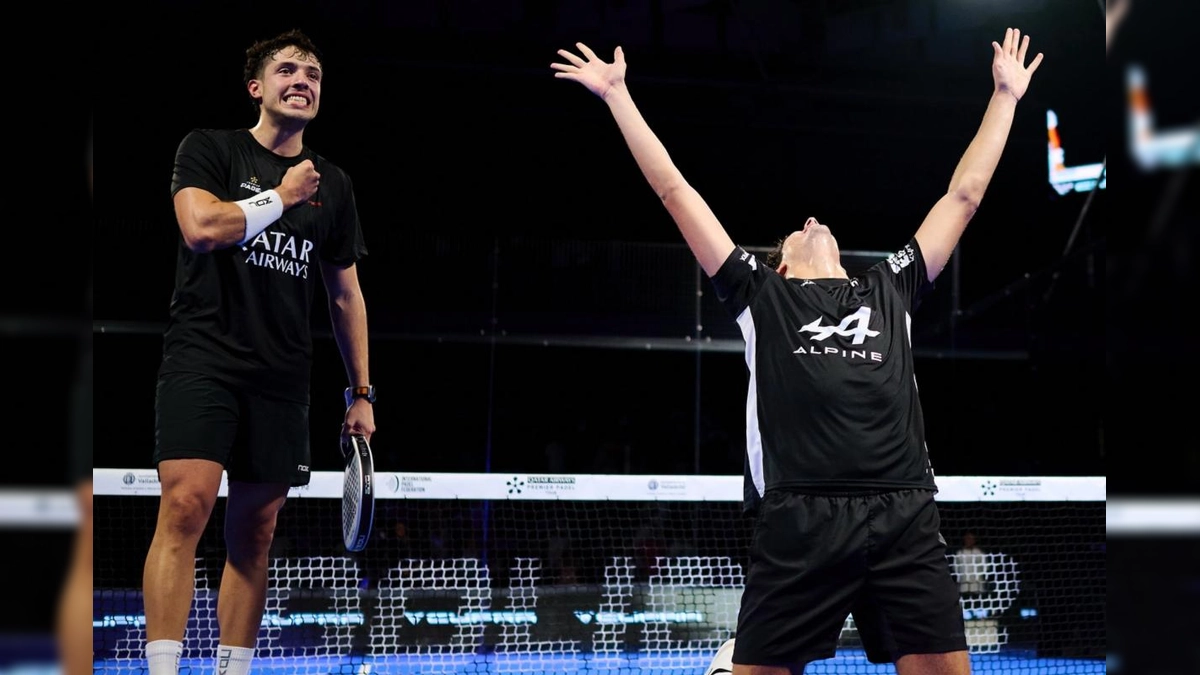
[3,0,1154,661]
[93,0,1106,481]
[1104,1,1200,675]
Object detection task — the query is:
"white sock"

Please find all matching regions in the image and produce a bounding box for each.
[215,645,254,675]
[146,639,182,675]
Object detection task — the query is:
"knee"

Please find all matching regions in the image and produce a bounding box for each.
[225,514,280,564]
[159,490,215,540]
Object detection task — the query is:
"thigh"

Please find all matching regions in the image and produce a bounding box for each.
[854,490,967,663]
[734,491,868,669]
[225,480,292,533]
[227,392,311,486]
[154,372,240,467]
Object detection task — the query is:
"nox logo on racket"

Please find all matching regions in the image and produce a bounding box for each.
[343,434,375,552]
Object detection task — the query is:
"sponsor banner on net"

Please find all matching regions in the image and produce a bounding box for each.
[502,475,582,499]
[94,469,162,495]
[935,476,1104,502]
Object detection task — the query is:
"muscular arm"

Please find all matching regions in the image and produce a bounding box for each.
[914,28,1042,282]
[173,159,318,253]
[554,45,734,275]
[602,84,736,277]
[173,187,281,253]
[914,91,1017,282]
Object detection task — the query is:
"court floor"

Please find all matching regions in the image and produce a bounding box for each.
[88,649,1106,674]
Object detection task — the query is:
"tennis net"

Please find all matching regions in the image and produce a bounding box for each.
[94,470,1104,675]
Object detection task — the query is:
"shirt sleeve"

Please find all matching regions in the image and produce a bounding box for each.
[868,238,935,312]
[170,129,229,198]
[319,170,368,266]
[709,245,774,318]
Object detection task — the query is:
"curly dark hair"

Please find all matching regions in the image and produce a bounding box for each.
[764,236,786,271]
[243,29,323,114]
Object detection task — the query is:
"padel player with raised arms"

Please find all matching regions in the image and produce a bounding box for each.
[142,29,376,675]
[553,27,1042,675]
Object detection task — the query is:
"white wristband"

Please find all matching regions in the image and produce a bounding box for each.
[234,189,284,245]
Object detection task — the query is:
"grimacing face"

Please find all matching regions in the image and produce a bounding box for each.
[253,46,322,124]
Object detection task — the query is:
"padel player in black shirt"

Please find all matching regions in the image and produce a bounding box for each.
[142,30,376,675]
[553,26,1044,675]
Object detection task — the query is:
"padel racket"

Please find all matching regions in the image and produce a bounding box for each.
[342,433,375,552]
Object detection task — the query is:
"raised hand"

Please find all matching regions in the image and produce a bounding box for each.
[991,28,1044,103]
[551,42,627,99]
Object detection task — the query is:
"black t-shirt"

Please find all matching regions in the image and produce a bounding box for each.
[161,128,367,404]
[710,239,938,513]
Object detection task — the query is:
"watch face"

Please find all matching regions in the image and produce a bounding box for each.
[345,387,374,407]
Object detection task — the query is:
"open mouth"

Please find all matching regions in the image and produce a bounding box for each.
[283,94,311,108]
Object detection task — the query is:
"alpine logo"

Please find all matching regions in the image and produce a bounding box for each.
[799,306,880,345]
[794,306,884,361]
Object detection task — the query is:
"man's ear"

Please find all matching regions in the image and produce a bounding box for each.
[776,262,788,276]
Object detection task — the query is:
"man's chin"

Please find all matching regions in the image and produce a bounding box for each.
[272,110,316,127]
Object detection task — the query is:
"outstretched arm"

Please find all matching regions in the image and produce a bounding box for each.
[552,43,735,277]
[914,28,1043,283]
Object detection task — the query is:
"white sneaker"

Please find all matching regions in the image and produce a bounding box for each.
[703,638,736,675]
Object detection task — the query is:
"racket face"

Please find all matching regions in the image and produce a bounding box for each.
[342,435,375,551]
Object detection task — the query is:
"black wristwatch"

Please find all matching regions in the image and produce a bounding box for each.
[344,385,376,408]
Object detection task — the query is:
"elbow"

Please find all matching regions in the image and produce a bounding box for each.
[181,230,218,254]
[950,181,984,216]
[656,179,689,205]
[331,292,355,313]
[330,285,363,313]
[179,216,220,254]
[181,233,217,251]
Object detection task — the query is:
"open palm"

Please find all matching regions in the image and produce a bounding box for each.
[991,27,1044,102]
[552,42,627,99]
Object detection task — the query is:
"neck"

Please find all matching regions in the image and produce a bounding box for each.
[785,259,847,280]
[249,117,305,157]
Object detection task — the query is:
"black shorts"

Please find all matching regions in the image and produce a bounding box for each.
[733,488,967,668]
[154,371,311,486]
